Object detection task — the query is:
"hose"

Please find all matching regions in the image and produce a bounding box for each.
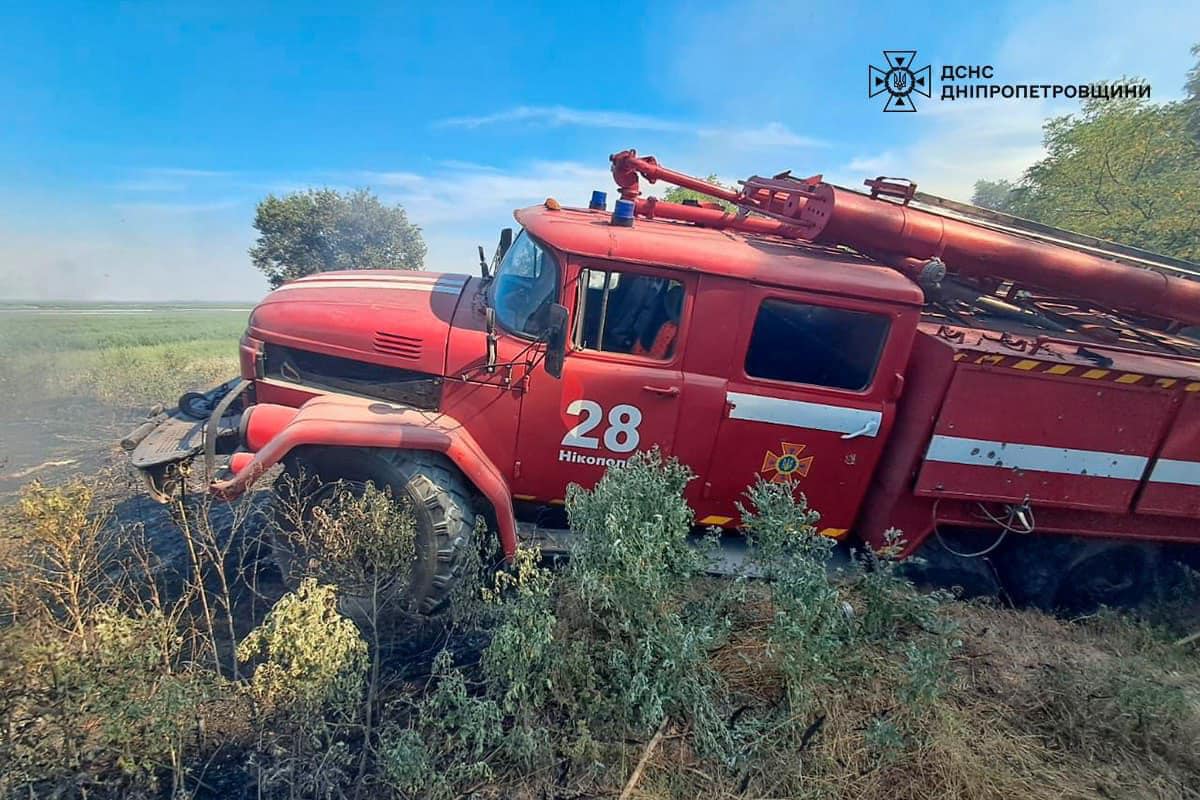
[931,498,1035,559]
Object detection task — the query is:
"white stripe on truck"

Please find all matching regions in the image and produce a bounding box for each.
[1148,458,1200,487]
[273,279,465,295]
[725,392,882,437]
[924,435,1148,480]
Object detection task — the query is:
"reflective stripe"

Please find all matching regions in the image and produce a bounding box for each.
[925,435,1148,480]
[726,392,882,437]
[294,273,466,285]
[1148,459,1200,487]
[274,280,464,295]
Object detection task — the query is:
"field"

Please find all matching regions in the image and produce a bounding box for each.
[0,304,1198,799]
[0,303,246,494]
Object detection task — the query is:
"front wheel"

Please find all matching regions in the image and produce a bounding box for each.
[270,447,478,620]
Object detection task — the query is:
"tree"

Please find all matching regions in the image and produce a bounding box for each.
[970,178,1023,214]
[973,77,1200,262]
[662,174,737,212]
[1185,43,1200,142]
[250,188,427,289]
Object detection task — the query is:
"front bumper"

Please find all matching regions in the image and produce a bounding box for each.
[123,378,250,502]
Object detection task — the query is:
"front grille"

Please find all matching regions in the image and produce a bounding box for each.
[373,331,423,360]
[262,344,441,410]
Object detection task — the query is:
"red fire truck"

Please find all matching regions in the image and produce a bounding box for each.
[126,149,1200,613]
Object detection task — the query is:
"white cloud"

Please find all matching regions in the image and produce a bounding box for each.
[113,178,188,193]
[0,158,637,299]
[837,99,1052,198]
[438,105,684,131]
[346,170,426,188]
[377,160,618,273]
[699,121,823,150]
[436,104,825,149]
[845,152,898,175]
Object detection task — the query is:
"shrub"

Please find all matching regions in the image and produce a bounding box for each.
[238,578,368,722]
[8,480,112,634]
[553,451,735,757]
[853,528,953,644]
[481,544,557,717]
[739,479,849,709]
[377,648,506,800]
[238,578,369,798]
[300,483,419,596]
[1,606,212,797]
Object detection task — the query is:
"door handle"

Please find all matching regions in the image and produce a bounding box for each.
[840,419,880,440]
[642,384,680,397]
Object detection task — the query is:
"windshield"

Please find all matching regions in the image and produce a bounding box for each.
[490,230,560,338]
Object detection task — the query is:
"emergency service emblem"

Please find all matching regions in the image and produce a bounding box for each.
[868,50,931,112]
[760,442,814,483]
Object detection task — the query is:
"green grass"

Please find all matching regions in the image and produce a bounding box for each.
[0,307,249,407]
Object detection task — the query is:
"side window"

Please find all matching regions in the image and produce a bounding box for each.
[745,299,890,391]
[575,268,685,359]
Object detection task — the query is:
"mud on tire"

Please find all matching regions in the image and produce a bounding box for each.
[270,446,477,619]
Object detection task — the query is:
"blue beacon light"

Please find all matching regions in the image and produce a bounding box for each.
[589,190,607,211]
[611,198,635,227]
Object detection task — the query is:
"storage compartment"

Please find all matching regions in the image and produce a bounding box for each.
[915,366,1173,513]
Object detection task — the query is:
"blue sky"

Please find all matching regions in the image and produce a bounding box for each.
[1,0,1197,300]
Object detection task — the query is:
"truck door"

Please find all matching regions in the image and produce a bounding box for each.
[706,287,906,537]
[513,261,690,502]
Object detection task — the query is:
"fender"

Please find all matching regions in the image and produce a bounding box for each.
[210,395,518,557]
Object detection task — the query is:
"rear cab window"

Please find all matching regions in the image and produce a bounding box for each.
[744,298,891,391]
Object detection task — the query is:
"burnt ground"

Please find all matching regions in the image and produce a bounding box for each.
[0,393,271,586]
[0,396,143,497]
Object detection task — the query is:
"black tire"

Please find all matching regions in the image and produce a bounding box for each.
[270,446,477,619]
[1054,542,1161,614]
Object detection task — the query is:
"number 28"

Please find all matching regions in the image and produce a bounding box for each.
[561,400,642,453]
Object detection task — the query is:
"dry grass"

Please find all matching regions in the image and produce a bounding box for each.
[631,600,1200,800]
[5,481,1196,799]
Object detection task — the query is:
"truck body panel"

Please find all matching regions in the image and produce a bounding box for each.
[915,367,1175,513]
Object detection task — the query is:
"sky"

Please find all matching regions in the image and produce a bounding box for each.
[0,0,1197,301]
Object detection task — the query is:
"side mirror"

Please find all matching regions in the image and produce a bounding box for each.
[491,227,513,273]
[543,303,568,379]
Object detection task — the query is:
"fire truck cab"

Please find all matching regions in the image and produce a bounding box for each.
[491,202,923,539]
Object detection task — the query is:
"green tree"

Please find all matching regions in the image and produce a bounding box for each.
[662,173,737,212]
[1185,43,1200,142]
[250,188,427,288]
[970,178,1023,214]
[974,78,1200,261]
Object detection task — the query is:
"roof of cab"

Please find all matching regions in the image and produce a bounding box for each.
[514,203,924,306]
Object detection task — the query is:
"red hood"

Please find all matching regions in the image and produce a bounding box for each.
[247,270,471,377]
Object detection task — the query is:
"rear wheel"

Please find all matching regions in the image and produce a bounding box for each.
[996,536,1161,614]
[270,447,477,621]
[1054,542,1160,614]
